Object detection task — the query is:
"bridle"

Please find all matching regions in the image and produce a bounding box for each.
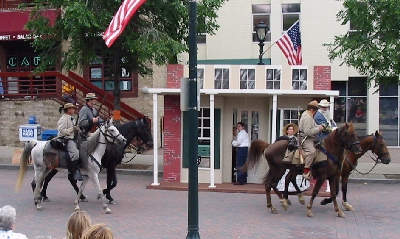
[335,127,360,151]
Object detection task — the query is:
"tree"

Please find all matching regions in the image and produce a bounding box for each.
[325,0,400,88]
[26,0,226,118]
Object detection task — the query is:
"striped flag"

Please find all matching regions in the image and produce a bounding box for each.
[276,20,302,65]
[103,0,147,47]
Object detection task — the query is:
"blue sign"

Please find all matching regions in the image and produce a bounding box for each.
[21,128,34,137]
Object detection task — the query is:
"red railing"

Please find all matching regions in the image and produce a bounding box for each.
[0,71,146,123]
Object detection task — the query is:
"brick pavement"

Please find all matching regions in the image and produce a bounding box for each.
[1,168,400,239]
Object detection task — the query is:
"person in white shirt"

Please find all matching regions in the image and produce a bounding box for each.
[231,122,250,185]
[0,205,28,239]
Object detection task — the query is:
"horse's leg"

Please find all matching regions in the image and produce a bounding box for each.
[330,176,346,218]
[74,176,88,212]
[290,173,305,205]
[40,169,58,202]
[34,167,51,210]
[306,177,325,217]
[103,165,117,204]
[283,172,291,205]
[272,184,289,212]
[341,174,353,211]
[265,184,278,214]
[67,173,88,202]
[90,173,111,214]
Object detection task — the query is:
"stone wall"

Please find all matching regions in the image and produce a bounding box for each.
[0,100,61,146]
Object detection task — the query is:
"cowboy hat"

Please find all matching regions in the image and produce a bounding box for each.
[282,123,299,136]
[84,93,98,100]
[307,100,319,110]
[63,103,78,109]
[318,99,330,107]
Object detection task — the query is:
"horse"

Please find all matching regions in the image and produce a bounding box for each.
[16,119,127,214]
[244,123,362,218]
[31,117,154,204]
[320,131,391,211]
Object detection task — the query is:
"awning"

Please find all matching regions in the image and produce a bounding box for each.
[0,9,58,41]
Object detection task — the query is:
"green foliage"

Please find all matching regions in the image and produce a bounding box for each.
[26,0,227,76]
[325,0,400,88]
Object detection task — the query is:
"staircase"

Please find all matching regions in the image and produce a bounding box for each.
[0,70,146,123]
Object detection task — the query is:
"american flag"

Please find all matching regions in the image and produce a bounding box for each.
[103,0,147,47]
[276,20,302,65]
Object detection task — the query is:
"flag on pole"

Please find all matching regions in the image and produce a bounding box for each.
[103,0,147,47]
[276,20,302,65]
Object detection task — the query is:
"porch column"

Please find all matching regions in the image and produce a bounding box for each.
[151,93,160,186]
[209,94,216,188]
[271,95,278,142]
[329,95,335,122]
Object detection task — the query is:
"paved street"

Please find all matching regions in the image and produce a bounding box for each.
[1,168,400,239]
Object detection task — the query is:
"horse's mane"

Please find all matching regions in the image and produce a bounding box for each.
[324,122,355,152]
[86,128,101,154]
[117,120,135,133]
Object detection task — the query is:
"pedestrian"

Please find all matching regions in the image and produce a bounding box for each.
[81,223,114,239]
[231,122,250,185]
[58,103,82,181]
[0,205,28,239]
[78,93,103,137]
[298,100,324,180]
[65,211,91,239]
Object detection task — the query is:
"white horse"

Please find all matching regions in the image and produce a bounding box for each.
[16,119,126,214]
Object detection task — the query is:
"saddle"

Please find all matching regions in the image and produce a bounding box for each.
[43,139,68,169]
[283,139,328,165]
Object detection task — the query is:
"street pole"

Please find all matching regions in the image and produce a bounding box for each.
[186,0,200,238]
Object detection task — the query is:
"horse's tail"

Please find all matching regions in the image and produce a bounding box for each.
[241,139,269,172]
[16,141,36,192]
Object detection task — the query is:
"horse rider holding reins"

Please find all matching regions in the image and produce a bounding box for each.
[78,93,104,138]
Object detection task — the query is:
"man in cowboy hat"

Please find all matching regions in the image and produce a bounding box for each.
[314,99,337,140]
[78,93,103,137]
[298,100,324,180]
[58,103,83,181]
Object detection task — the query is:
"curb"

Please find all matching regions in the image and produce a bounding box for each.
[0,164,163,177]
[348,178,400,184]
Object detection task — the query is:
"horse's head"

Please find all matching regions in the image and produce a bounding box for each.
[336,122,362,154]
[371,131,391,164]
[135,117,154,150]
[101,119,127,145]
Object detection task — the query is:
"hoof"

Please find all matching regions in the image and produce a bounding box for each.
[42,197,50,203]
[106,208,112,214]
[286,199,292,205]
[320,198,330,206]
[298,194,305,205]
[74,205,80,211]
[307,210,314,217]
[36,205,43,211]
[108,200,116,205]
[338,210,346,218]
[280,200,288,211]
[342,202,354,211]
[271,207,278,214]
[80,195,88,202]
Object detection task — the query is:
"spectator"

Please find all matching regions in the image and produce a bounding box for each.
[81,223,114,239]
[231,122,250,185]
[65,211,91,239]
[62,84,76,104]
[0,205,28,239]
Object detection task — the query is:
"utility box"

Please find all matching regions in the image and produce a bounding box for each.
[19,124,42,141]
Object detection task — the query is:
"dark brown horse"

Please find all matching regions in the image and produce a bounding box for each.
[320,131,391,210]
[244,123,362,217]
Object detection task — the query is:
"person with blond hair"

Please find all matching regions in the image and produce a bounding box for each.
[81,223,114,239]
[0,205,28,239]
[65,211,91,239]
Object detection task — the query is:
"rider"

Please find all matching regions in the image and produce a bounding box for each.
[78,93,103,137]
[314,99,337,140]
[57,103,83,181]
[298,100,324,180]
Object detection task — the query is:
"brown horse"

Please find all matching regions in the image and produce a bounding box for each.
[320,131,391,210]
[244,123,362,217]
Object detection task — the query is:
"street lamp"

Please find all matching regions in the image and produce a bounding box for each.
[255,21,269,65]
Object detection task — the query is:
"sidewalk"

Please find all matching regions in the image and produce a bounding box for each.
[1,146,400,182]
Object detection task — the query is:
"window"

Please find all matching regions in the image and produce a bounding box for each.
[251,111,259,141]
[281,109,300,128]
[198,108,210,168]
[266,66,281,89]
[5,41,44,72]
[197,15,207,44]
[240,68,255,89]
[214,67,229,89]
[282,4,300,31]
[197,67,204,89]
[291,66,307,90]
[379,78,399,146]
[252,4,271,42]
[332,77,368,135]
[87,54,138,97]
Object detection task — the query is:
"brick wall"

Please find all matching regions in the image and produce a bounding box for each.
[313,66,331,90]
[0,100,61,146]
[166,64,183,89]
[163,95,181,182]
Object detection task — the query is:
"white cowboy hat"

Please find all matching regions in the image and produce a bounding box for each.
[84,93,98,100]
[318,99,330,107]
